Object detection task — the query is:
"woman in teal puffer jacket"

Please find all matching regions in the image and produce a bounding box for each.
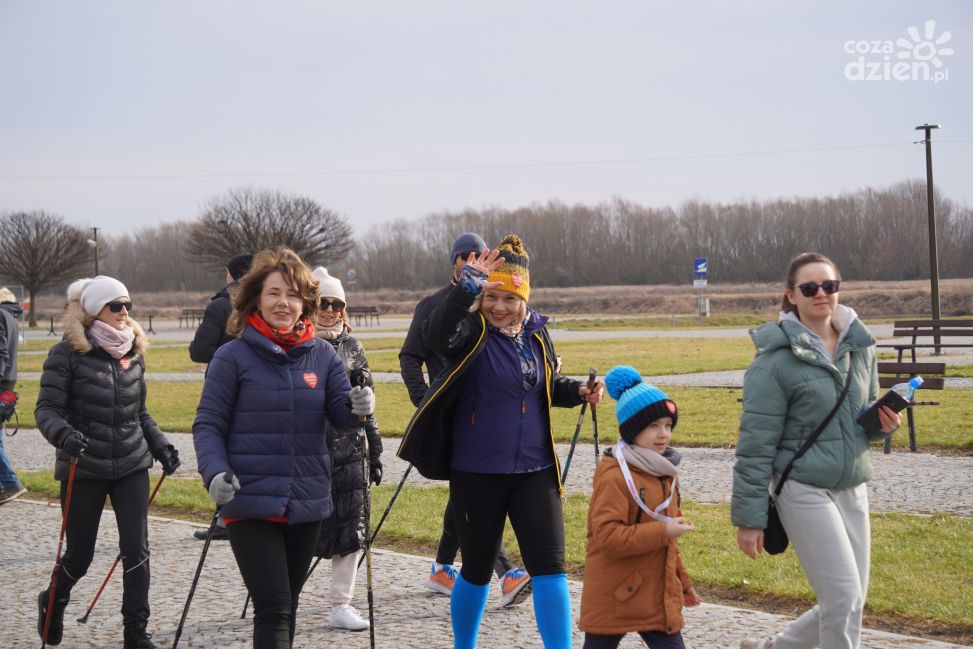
[732,253,900,649]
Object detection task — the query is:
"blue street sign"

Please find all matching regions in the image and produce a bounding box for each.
[693,257,708,278]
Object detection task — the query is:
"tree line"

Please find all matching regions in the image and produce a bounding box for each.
[2,180,972,324]
[351,179,973,289]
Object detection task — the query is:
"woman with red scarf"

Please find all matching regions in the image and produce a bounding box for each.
[193,248,374,649]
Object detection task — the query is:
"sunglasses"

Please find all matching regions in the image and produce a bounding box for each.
[797,280,840,298]
[107,301,133,313]
[319,299,345,312]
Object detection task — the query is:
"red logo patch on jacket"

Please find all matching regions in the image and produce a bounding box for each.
[119,358,131,371]
[303,372,318,388]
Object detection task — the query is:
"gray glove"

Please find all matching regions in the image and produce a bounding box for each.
[349,385,375,417]
[208,471,241,506]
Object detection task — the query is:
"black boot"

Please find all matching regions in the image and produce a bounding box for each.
[37,569,75,646]
[123,623,159,649]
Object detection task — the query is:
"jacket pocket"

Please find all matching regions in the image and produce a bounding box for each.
[613,571,643,602]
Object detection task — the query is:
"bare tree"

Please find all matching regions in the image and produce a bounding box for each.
[0,211,92,325]
[185,187,356,270]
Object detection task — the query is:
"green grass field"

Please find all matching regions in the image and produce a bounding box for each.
[18,472,973,629]
[11,378,972,450]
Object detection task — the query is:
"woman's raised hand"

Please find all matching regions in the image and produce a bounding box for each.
[467,248,505,291]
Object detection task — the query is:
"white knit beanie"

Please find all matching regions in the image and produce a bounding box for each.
[67,276,130,317]
[311,267,345,302]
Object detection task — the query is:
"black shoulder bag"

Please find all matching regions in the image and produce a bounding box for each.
[764,353,854,555]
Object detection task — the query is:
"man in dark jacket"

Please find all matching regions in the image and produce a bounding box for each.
[188,253,253,364]
[188,252,251,540]
[398,234,530,607]
[0,287,26,505]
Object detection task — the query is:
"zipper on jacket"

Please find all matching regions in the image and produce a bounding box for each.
[635,488,645,523]
[534,332,563,493]
[111,358,120,480]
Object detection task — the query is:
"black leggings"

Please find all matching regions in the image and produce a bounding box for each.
[449,467,564,585]
[583,631,687,649]
[437,496,514,579]
[227,519,322,649]
[59,470,150,628]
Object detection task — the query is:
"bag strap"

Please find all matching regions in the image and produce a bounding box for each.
[774,351,854,496]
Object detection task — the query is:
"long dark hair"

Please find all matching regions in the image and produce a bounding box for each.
[780,252,841,315]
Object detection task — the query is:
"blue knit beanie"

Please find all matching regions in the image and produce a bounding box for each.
[605,365,678,443]
[450,233,487,264]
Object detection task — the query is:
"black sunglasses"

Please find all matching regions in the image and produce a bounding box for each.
[107,301,133,313]
[797,280,840,298]
[319,299,345,312]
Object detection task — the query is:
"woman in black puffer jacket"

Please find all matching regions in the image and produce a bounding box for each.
[310,267,383,632]
[34,276,181,649]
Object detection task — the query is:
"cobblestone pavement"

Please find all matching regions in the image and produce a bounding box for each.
[8,431,973,517]
[2,500,967,649]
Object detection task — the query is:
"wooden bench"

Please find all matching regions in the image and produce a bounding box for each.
[877,360,945,454]
[878,319,973,362]
[179,308,206,328]
[347,305,380,327]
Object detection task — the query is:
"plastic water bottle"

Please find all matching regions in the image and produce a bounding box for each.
[890,376,924,400]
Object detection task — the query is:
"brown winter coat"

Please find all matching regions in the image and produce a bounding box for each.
[579,453,692,636]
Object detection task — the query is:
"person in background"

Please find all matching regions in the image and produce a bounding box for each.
[310,266,383,632]
[0,286,26,505]
[189,252,254,364]
[188,252,253,541]
[733,252,901,649]
[193,248,375,649]
[398,233,530,606]
[398,235,604,649]
[35,276,181,649]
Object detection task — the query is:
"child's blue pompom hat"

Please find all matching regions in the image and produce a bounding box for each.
[605,365,678,443]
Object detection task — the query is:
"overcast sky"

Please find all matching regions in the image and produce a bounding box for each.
[1,1,970,236]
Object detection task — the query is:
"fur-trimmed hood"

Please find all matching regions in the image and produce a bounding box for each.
[62,301,149,356]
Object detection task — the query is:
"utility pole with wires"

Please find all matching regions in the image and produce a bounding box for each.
[87,227,100,276]
[915,123,942,354]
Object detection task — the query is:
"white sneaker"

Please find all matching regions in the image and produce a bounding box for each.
[740,638,775,649]
[330,604,369,631]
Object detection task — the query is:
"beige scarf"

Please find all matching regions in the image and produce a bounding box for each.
[315,320,345,341]
[619,442,679,478]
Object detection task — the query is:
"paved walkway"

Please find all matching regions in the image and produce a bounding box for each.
[1,499,967,649]
[8,431,973,518]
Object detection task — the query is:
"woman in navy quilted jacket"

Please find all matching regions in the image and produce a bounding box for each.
[192,248,375,649]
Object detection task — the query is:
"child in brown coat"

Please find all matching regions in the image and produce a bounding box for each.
[579,366,702,649]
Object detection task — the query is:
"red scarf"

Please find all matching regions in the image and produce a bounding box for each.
[247,312,315,350]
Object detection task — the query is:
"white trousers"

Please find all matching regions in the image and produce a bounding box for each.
[330,551,361,607]
[774,480,870,649]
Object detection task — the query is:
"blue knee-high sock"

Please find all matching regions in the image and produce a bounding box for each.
[451,573,490,649]
[531,573,572,649]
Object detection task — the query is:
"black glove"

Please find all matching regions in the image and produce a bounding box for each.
[369,460,382,486]
[62,431,88,458]
[156,445,181,476]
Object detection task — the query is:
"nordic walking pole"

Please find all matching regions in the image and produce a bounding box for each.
[357,463,411,570]
[561,368,597,484]
[77,472,167,624]
[592,398,601,461]
[41,457,78,649]
[349,366,377,649]
[172,470,235,649]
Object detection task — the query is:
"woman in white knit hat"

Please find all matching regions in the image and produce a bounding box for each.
[309,267,384,632]
[34,276,181,649]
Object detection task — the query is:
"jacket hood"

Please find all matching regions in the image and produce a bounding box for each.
[0,302,23,318]
[750,304,874,358]
[62,301,148,356]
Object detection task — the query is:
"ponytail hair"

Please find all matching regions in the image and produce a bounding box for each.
[781,252,841,314]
